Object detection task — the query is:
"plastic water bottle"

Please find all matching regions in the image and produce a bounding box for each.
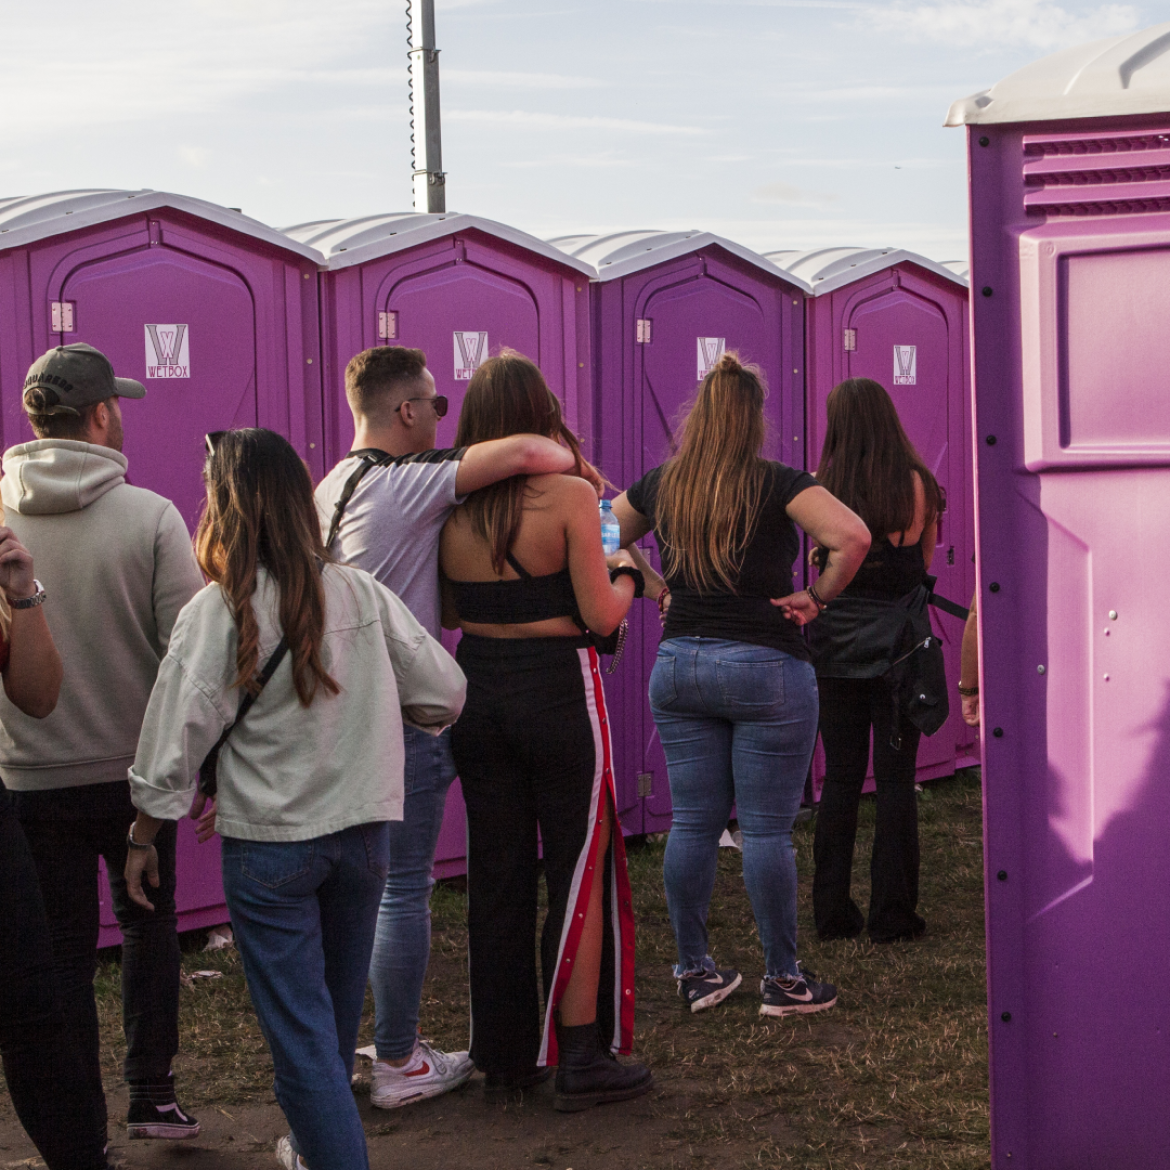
[600,499,621,555]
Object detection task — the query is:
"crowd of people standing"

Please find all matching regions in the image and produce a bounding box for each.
[0,337,962,1170]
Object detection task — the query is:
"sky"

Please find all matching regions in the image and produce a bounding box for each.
[0,0,1151,263]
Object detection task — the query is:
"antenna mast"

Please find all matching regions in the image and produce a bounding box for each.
[407,0,446,213]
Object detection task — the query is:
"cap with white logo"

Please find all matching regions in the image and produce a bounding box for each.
[22,343,146,417]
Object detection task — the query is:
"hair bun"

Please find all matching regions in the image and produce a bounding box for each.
[715,352,742,374]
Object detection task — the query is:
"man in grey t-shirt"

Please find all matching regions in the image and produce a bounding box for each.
[315,345,587,1108]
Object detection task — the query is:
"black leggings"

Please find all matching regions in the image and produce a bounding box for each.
[813,675,924,943]
[0,793,108,1170]
[452,635,634,1073]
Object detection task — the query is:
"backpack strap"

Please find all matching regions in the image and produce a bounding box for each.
[325,450,395,549]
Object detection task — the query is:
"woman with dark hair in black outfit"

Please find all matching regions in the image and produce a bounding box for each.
[809,378,944,944]
[440,350,654,1112]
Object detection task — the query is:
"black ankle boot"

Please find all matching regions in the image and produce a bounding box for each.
[553,1021,653,1112]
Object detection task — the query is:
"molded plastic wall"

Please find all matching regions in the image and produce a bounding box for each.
[969,112,1170,1168]
[0,206,324,944]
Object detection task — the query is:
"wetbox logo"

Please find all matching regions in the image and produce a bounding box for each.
[697,337,726,380]
[453,331,488,381]
[893,345,917,386]
[144,325,190,379]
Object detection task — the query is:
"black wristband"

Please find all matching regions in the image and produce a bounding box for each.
[609,565,645,599]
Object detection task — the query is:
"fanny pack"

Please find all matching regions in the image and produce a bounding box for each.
[198,638,289,798]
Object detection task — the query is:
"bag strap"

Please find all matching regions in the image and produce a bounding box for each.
[198,637,289,797]
[325,450,395,549]
[927,591,970,622]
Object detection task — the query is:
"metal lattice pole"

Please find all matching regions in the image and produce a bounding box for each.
[407,0,445,213]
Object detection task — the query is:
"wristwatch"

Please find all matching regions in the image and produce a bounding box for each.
[957,681,979,697]
[8,580,46,610]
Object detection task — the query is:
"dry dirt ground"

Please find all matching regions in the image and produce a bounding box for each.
[0,769,989,1170]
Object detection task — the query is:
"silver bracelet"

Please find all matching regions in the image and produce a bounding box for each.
[127,823,153,852]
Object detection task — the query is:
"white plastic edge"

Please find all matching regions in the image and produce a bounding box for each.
[765,248,968,295]
[285,213,596,277]
[0,189,324,263]
[946,23,1170,126]
[547,231,813,292]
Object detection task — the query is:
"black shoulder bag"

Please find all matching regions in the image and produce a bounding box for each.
[198,638,289,798]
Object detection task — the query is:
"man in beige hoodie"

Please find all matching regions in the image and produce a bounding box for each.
[0,344,205,1151]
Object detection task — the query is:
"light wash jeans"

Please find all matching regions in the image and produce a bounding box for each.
[221,823,389,1170]
[649,637,819,981]
[368,725,458,1060]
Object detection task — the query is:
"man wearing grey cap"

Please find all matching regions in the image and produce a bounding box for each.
[0,344,205,1149]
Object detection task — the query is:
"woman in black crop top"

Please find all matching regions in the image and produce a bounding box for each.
[807,378,943,944]
[439,351,653,1111]
[612,353,869,1020]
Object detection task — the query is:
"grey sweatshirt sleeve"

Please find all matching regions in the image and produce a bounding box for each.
[374,581,467,733]
[152,504,205,656]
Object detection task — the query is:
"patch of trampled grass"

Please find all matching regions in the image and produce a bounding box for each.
[94,767,989,1167]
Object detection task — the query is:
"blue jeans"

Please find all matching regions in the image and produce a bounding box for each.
[649,638,819,980]
[222,823,389,1170]
[368,725,457,1060]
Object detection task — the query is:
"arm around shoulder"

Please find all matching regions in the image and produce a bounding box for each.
[455,434,575,496]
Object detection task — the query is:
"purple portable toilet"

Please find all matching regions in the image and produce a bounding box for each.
[548,231,812,834]
[765,247,977,790]
[948,23,1170,1167]
[285,212,596,877]
[0,189,326,943]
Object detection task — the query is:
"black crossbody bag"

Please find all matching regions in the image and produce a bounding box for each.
[198,638,289,798]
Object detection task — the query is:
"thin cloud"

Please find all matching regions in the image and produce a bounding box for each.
[863,0,1141,50]
[752,181,836,206]
[445,109,709,134]
[444,68,604,89]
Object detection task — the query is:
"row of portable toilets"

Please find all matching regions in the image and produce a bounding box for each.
[0,189,976,942]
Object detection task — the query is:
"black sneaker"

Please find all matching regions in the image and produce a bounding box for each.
[127,1075,200,1140]
[677,967,742,1013]
[759,969,837,1018]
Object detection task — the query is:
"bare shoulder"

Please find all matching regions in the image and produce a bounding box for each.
[526,473,595,510]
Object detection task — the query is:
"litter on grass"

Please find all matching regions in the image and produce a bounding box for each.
[204,925,234,951]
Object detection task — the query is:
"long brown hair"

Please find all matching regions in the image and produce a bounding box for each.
[453,350,584,574]
[815,378,941,539]
[195,428,339,707]
[655,351,769,593]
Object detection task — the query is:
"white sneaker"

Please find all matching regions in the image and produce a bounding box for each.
[370,1041,474,1109]
[275,1135,308,1169]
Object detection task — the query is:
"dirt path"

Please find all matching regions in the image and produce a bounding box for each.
[0,1068,784,1170]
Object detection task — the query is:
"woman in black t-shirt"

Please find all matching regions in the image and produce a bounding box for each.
[611,353,869,1019]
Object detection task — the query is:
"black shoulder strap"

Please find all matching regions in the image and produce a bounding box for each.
[919,573,970,622]
[505,551,534,580]
[197,637,289,798]
[325,451,395,549]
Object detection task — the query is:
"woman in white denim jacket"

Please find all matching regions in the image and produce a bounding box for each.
[124,429,465,1170]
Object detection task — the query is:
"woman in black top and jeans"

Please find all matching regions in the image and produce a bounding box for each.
[612,353,869,1017]
[440,351,653,1111]
[808,377,943,944]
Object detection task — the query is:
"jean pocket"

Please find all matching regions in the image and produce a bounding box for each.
[649,652,678,710]
[239,839,316,890]
[715,659,786,709]
[361,823,391,882]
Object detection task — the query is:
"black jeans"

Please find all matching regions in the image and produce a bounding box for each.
[13,781,181,1121]
[453,636,623,1074]
[813,675,924,943]
[0,792,108,1169]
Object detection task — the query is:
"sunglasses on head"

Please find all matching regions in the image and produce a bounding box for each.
[399,394,448,419]
[205,431,227,456]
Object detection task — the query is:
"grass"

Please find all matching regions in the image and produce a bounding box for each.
[93,766,989,1168]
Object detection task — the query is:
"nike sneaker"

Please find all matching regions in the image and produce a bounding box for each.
[677,966,742,1013]
[759,968,838,1018]
[370,1040,474,1109]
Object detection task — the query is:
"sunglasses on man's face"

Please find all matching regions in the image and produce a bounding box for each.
[399,394,449,419]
